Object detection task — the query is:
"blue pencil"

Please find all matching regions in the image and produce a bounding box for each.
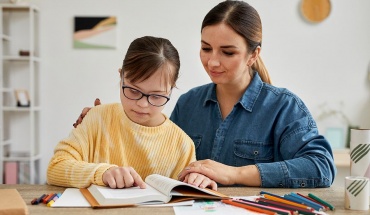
[284,194,321,211]
[288,193,324,211]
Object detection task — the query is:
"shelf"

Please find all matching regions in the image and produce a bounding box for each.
[2,106,41,111]
[1,88,13,93]
[0,139,12,146]
[1,2,41,184]
[2,55,40,62]
[0,4,39,12]
[3,153,41,162]
[1,34,10,41]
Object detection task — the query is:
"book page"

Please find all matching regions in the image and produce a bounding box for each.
[88,184,171,205]
[145,174,227,198]
[145,174,187,196]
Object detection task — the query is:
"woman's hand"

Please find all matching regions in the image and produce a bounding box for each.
[178,159,261,186]
[178,159,237,185]
[73,98,101,128]
[102,166,146,189]
[183,173,218,190]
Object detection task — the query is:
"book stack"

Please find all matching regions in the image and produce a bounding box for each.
[3,151,36,184]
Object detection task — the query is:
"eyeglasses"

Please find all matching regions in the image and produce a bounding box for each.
[122,85,170,107]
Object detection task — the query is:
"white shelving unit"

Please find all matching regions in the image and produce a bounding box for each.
[0,4,41,184]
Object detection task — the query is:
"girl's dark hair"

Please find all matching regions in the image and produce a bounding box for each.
[121,36,180,88]
[202,0,271,84]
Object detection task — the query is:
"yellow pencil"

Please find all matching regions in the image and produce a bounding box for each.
[263,194,313,211]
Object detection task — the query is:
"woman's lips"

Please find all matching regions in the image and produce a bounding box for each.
[210,70,223,77]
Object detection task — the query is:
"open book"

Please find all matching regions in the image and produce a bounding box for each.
[80,174,229,208]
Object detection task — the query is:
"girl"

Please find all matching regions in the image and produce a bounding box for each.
[47,36,216,190]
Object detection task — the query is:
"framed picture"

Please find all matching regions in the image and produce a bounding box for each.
[14,89,30,107]
[73,16,117,49]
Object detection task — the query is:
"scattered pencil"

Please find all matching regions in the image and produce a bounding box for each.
[308,193,335,211]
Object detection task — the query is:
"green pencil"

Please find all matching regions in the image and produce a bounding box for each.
[308,193,335,211]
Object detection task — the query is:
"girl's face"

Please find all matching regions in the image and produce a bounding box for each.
[120,66,172,127]
[200,23,256,87]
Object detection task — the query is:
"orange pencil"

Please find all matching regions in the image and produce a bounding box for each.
[43,193,55,204]
[263,194,313,210]
[222,199,278,215]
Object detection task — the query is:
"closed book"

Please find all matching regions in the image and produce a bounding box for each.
[0,189,29,215]
[5,161,18,184]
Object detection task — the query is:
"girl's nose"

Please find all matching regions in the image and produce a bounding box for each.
[136,96,150,107]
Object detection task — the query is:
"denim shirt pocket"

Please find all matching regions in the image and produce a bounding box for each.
[233,140,273,166]
[189,135,202,149]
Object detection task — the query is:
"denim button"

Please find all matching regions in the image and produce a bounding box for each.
[253,150,258,155]
[301,182,305,187]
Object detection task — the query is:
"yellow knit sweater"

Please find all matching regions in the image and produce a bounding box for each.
[47,103,196,188]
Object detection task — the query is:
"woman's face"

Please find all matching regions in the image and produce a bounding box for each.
[200,23,254,87]
[120,66,172,127]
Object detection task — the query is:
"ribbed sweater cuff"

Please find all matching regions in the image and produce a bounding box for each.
[94,164,118,186]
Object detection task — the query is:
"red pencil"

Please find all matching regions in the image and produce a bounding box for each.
[222,199,278,215]
[225,199,294,215]
[256,198,318,215]
[236,199,294,215]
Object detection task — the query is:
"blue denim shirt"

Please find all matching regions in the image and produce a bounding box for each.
[170,73,336,188]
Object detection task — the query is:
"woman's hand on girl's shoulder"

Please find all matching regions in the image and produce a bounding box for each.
[73,98,101,128]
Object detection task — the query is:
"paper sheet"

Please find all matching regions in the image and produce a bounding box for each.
[174,196,329,215]
[51,188,194,208]
[51,188,90,207]
[173,196,262,215]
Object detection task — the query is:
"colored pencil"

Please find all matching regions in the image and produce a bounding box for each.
[308,193,335,211]
[236,199,293,215]
[296,193,329,210]
[260,190,283,198]
[263,194,313,210]
[284,193,324,211]
[222,199,278,215]
[42,193,54,204]
[256,198,319,215]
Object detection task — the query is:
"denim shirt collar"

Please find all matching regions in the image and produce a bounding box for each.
[202,72,263,112]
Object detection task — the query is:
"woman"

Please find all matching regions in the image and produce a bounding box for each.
[74,1,336,188]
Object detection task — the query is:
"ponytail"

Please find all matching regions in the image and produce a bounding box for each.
[252,56,272,84]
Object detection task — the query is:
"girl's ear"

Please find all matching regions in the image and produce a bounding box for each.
[118,68,123,76]
[247,46,261,67]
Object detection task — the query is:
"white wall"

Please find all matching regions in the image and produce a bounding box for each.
[28,0,370,184]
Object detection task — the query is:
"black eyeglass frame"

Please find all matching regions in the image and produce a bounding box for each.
[122,85,171,107]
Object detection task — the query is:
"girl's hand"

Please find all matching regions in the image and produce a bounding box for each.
[183,172,218,190]
[102,166,146,189]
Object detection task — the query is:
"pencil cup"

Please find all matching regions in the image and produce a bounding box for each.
[350,128,370,204]
[345,176,369,210]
